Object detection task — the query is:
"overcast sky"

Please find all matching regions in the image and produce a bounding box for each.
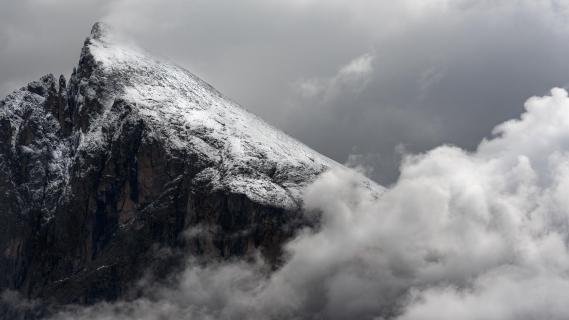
[2,0,569,183]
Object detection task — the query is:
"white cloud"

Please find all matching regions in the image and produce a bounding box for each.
[338,54,374,77]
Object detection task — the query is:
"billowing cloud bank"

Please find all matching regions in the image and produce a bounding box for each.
[53,88,569,319]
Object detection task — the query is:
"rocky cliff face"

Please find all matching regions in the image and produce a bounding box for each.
[0,23,340,317]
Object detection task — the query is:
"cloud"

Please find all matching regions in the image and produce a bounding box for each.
[49,88,569,319]
[294,53,375,99]
[338,54,374,78]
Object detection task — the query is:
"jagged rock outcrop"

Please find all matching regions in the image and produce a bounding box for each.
[0,23,346,317]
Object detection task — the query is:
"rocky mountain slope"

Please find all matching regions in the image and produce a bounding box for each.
[0,23,375,317]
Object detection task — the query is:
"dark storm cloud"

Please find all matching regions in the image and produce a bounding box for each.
[2,0,569,183]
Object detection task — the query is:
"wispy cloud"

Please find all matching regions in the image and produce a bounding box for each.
[294,53,375,100]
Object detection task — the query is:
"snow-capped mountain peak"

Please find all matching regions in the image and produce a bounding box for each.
[79,22,340,209]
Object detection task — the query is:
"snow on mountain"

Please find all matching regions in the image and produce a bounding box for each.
[82,22,342,209]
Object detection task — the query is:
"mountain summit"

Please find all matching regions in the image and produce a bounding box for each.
[84,22,337,209]
[0,23,370,317]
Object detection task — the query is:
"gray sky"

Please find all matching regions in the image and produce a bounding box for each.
[2,0,569,183]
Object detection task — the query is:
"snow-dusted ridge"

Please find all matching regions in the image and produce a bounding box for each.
[82,22,348,209]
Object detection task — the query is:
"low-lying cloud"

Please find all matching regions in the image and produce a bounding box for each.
[48,88,569,319]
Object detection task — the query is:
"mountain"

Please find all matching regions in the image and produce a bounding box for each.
[0,23,371,317]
